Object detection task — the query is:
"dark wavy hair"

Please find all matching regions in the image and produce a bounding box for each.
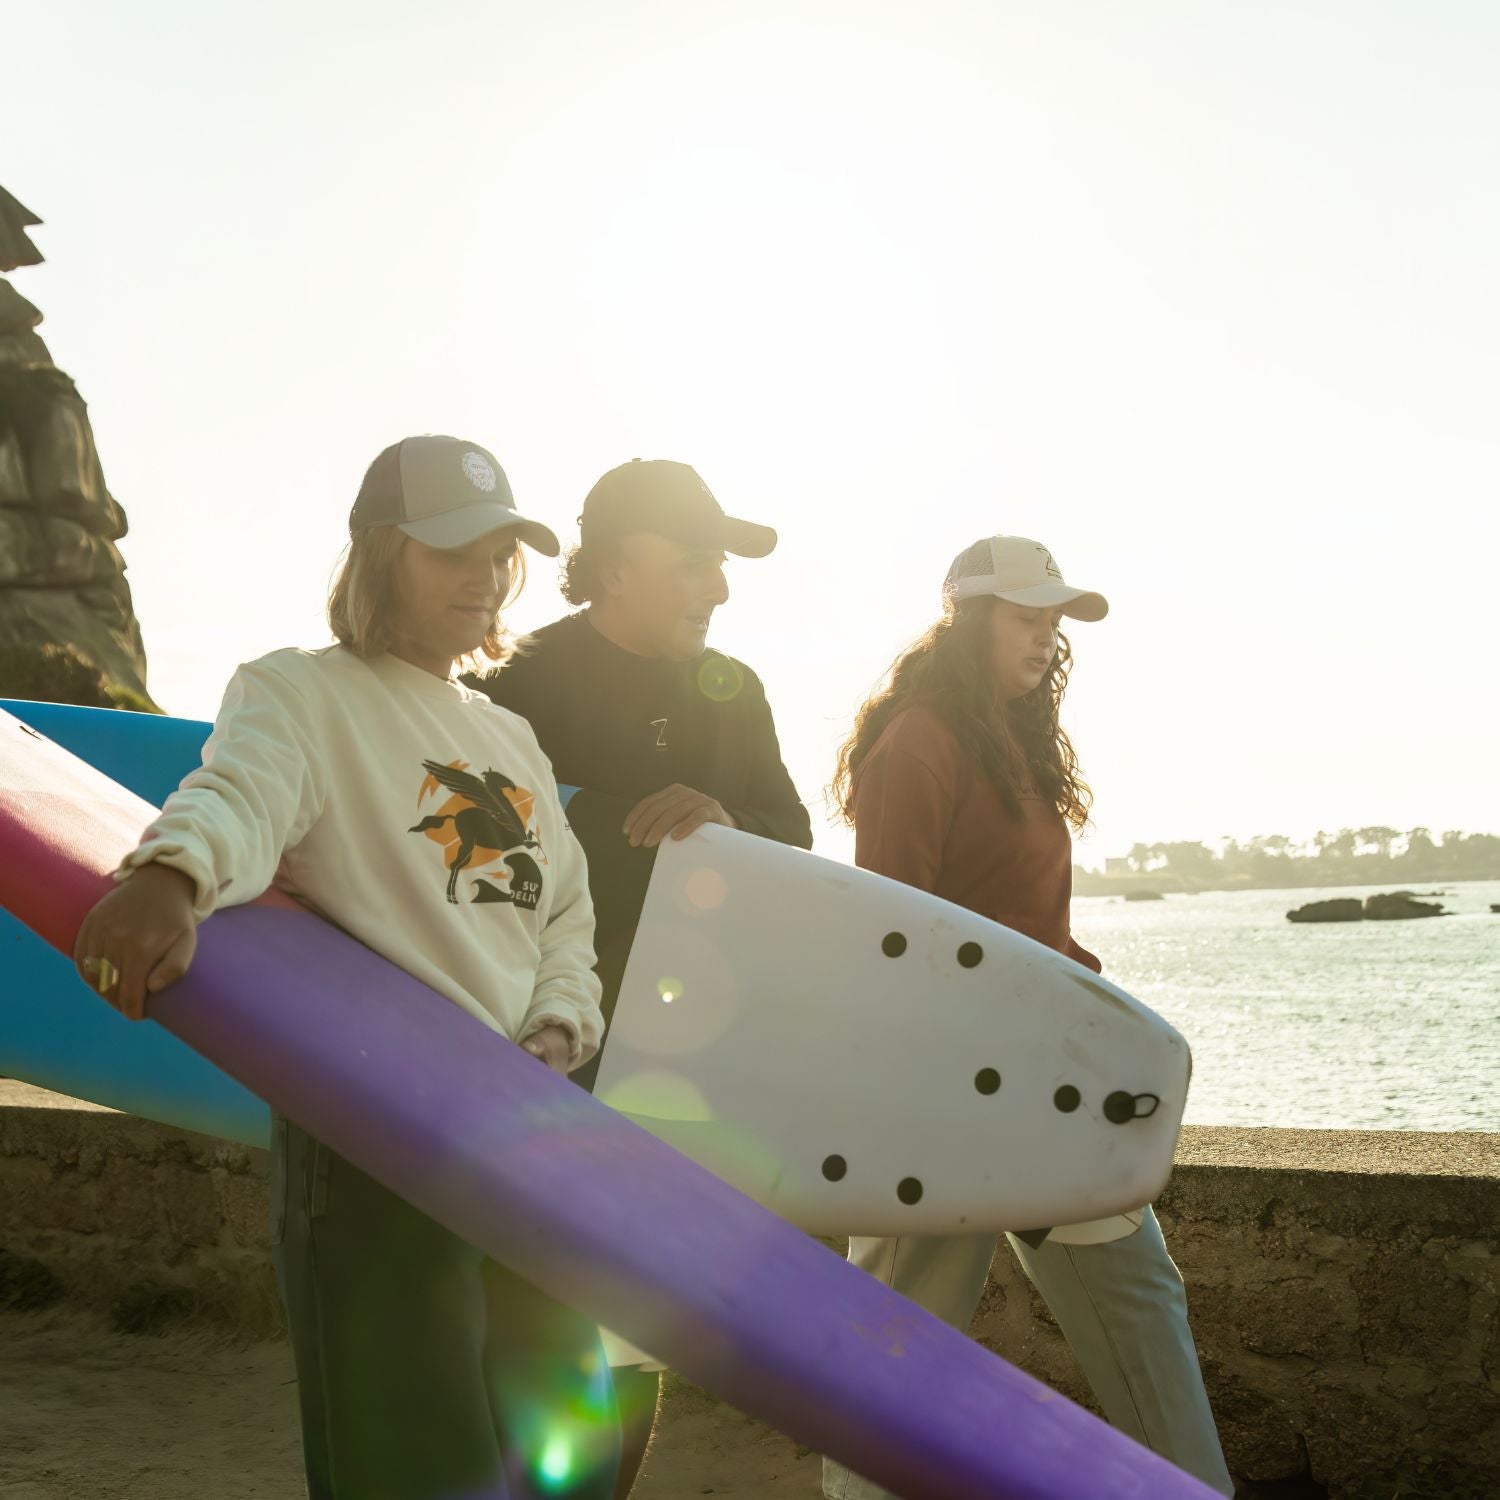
[831,596,1092,832]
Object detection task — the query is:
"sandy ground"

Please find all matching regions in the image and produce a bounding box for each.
[0,1308,820,1500]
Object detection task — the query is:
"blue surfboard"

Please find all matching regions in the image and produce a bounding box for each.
[0,702,272,1143]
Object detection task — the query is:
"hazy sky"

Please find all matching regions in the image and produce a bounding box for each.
[9,0,1498,864]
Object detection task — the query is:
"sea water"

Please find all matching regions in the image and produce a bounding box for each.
[1072,879,1500,1132]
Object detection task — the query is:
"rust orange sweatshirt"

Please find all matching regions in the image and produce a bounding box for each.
[851,703,1101,973]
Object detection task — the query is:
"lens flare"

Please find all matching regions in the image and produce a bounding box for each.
[683,865,729,910]
[696,657,745,703]
[599,1069,714,1122]
[536,1436,574,1490]
[657,975,683,1003]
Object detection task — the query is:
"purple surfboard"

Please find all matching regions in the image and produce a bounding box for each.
[0,708,1216,1500]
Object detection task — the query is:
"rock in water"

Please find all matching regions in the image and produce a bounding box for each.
[0,189,156,709]
[1286,898,1365,923]
[1364,892,1445,921]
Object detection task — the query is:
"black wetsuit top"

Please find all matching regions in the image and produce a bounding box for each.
[467,612,811,1088]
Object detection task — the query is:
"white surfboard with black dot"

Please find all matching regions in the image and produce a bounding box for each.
[592,824,1190,1239]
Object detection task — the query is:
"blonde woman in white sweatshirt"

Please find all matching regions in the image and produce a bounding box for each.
[72,436,617,1500]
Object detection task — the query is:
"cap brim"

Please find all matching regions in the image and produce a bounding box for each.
[585,507,780,561]
[636,512,778,559]
[719,514,777,559]
[994,582,1109,621]
[399,504,560,557]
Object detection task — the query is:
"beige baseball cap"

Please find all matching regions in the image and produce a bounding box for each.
[349,435,560,556]
[943,535,1108,621]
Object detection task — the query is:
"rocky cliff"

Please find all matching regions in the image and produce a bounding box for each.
[0,187,156,709]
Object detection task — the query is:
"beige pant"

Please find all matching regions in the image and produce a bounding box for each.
[821,1208,1234,1499]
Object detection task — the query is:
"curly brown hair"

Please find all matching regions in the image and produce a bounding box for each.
[831,596,1092,832]
[559,537,624,607]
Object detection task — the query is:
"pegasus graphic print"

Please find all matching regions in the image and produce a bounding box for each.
[409,759,547,908]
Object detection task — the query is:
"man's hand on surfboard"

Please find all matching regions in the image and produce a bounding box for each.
[520,1024,573,1074]
[623,784,737,849]
[73,864,199,1022]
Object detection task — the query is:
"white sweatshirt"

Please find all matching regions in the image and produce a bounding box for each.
[119,646,604,1066]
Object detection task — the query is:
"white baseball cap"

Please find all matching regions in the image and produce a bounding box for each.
[943,535,1108,621]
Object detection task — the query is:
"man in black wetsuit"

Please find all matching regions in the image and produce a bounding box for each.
[469,457,811,1495]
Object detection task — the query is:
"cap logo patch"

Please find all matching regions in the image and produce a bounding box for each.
[1037,546,1062,580]
[462,451,498,493]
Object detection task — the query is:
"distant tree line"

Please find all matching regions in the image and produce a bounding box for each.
[1075,828,1500,895]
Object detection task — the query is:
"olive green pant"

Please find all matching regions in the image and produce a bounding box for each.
[271,1116,621,1499]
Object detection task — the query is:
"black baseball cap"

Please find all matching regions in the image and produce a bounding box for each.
[580,460,777,558]
[350,436,560,556]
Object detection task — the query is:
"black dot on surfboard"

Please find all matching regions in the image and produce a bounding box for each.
[881,932,907,957]
[957,942,983,968]
[1054,1085,1081,1113]
[1104,1091,1136,1124]
[897,1177,924,1206]
[974,1068,1001,1095]
[822,1155,847,1182]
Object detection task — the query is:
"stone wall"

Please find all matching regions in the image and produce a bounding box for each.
[972,1128,1499,1499]
[1,1083,1495,1499]
[0,1083,278,1335]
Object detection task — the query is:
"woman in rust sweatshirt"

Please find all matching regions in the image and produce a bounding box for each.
[822,535,1233,1500]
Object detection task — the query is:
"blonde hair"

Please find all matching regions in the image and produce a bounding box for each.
[327,525,526,668]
